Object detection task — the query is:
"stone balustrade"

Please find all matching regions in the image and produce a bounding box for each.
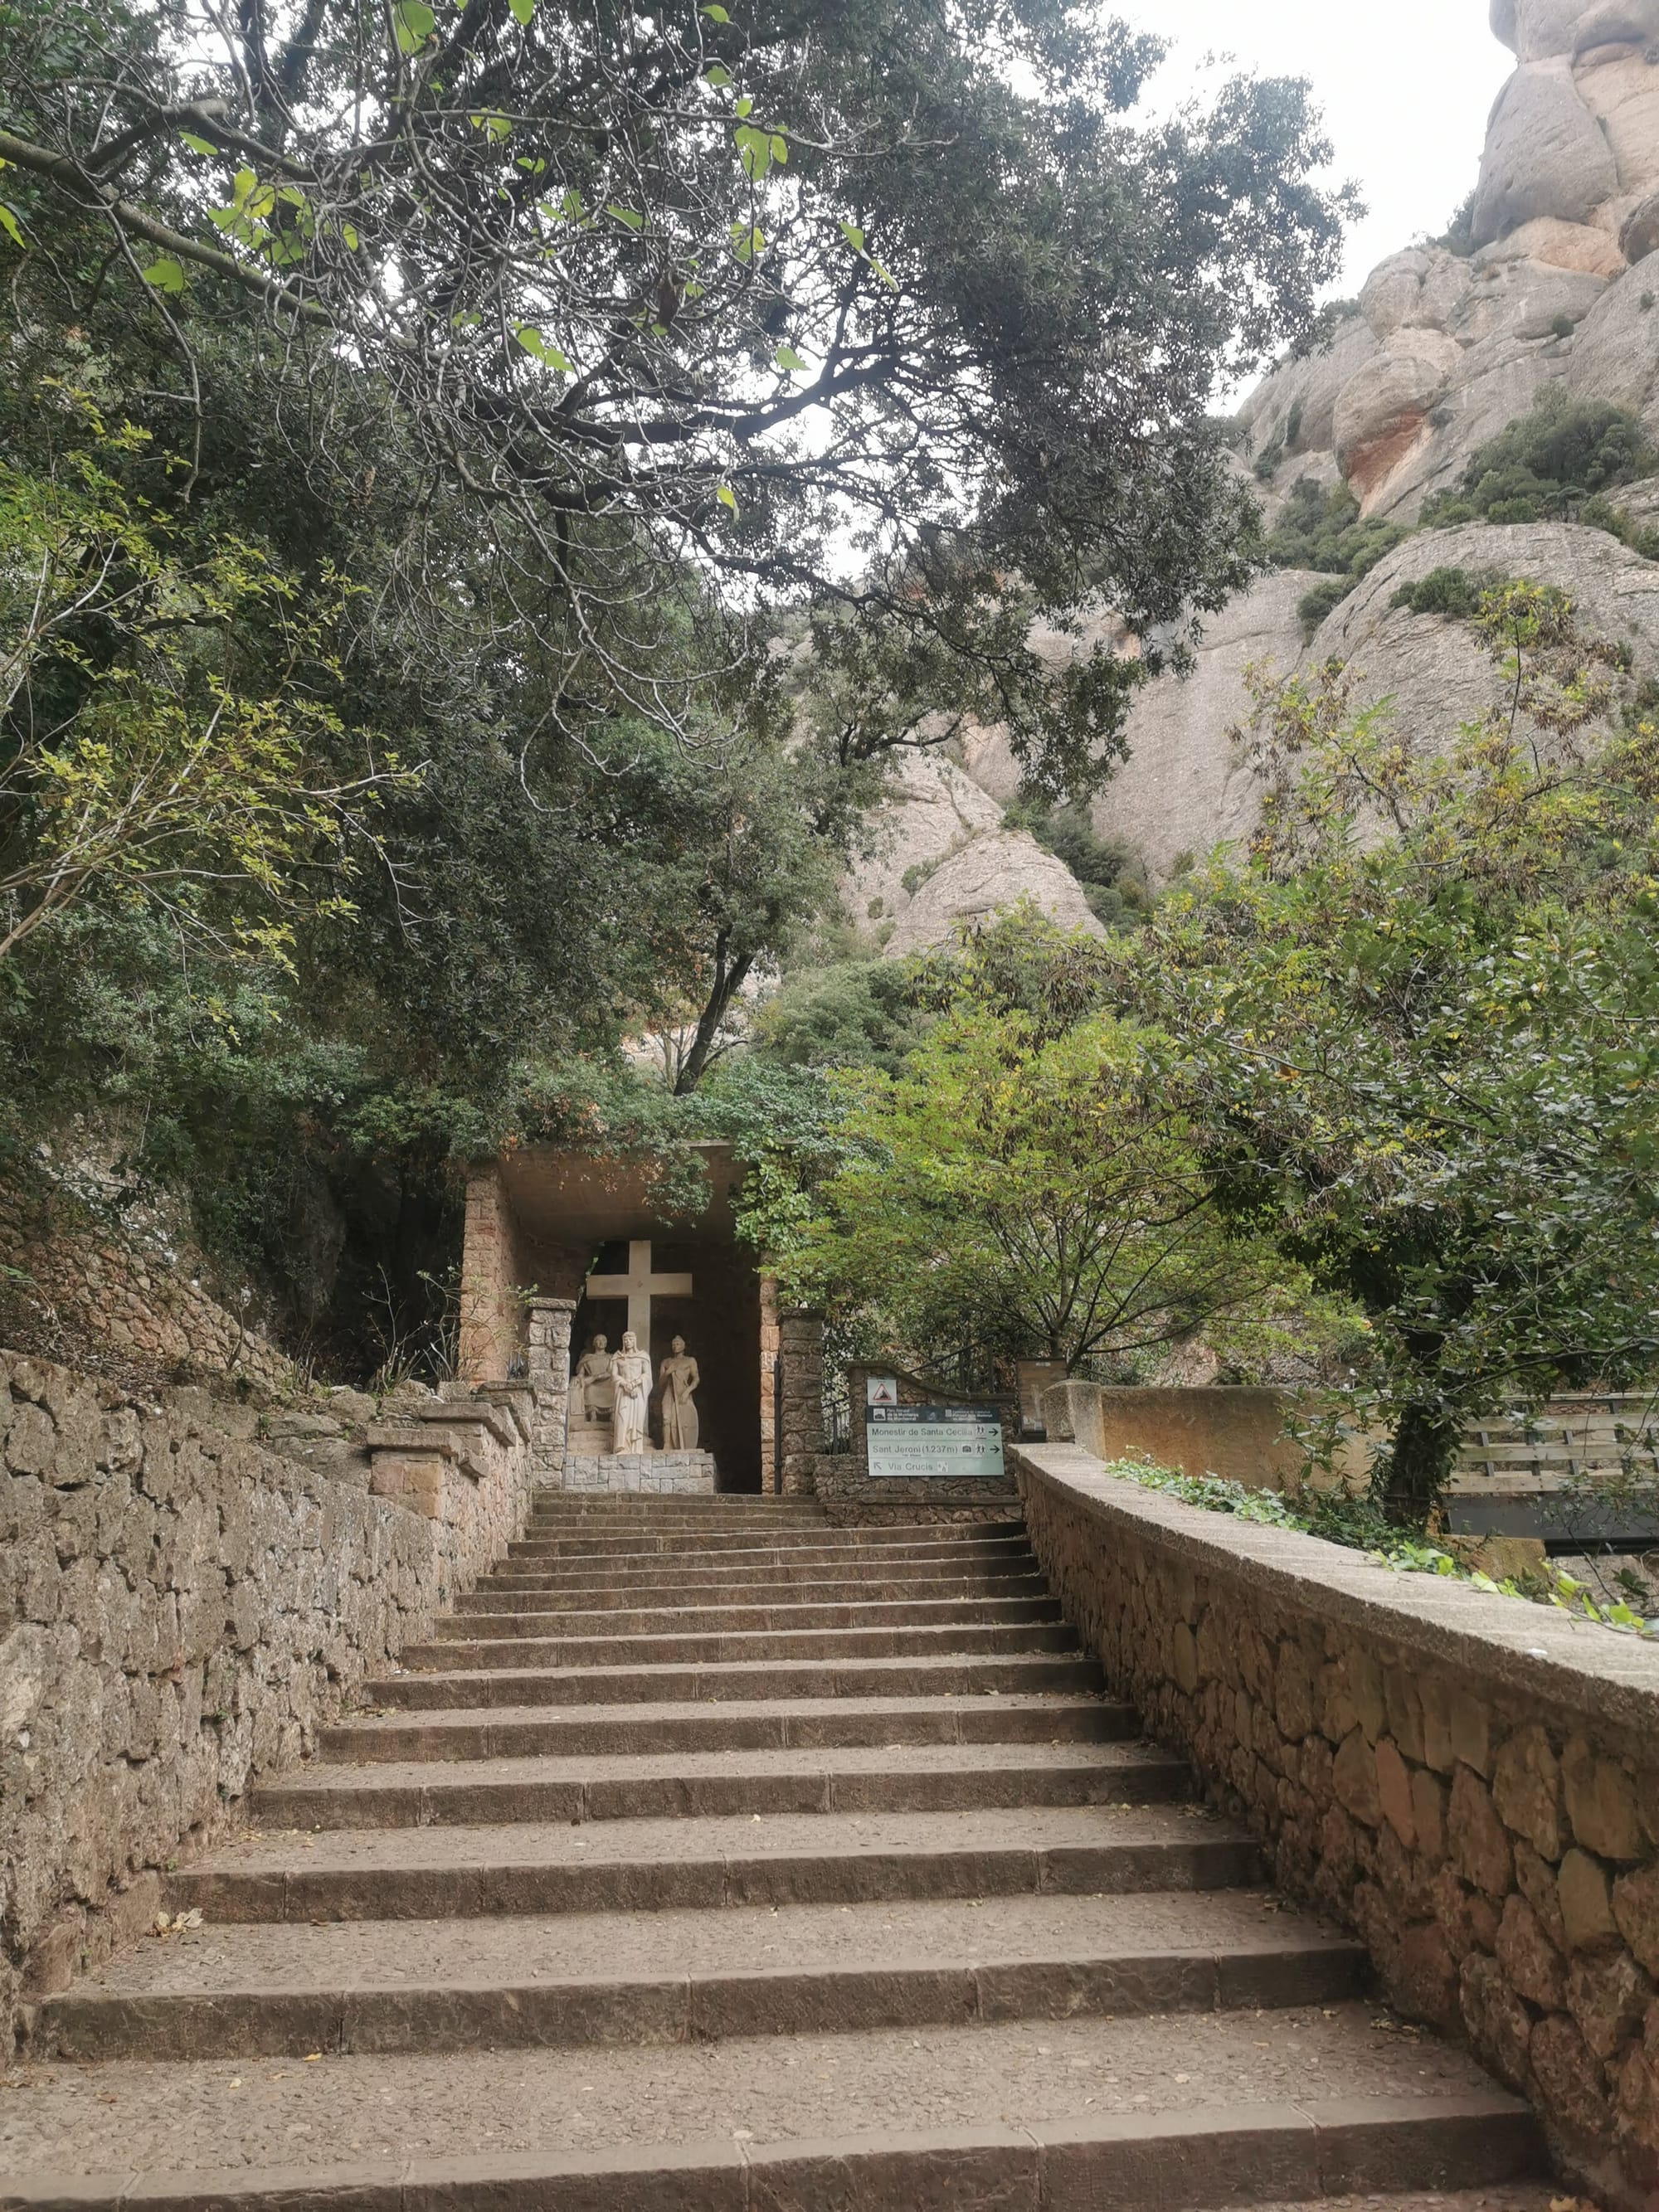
[1014,1437,1659,2210]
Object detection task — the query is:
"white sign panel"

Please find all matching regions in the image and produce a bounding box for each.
[865,1404,1005,1480]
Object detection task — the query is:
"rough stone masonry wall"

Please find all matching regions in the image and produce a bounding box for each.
[0,1176,292,1393]
[1016,1442,1659,2212]
[0,1352,538,2061]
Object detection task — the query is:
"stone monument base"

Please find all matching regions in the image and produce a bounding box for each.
[562,1450,717,1495]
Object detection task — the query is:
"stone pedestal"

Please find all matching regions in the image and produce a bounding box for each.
[563,1450,717,1495]
[526,1296,577,1480]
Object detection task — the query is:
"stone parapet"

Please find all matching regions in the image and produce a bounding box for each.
[1014,1441,1659,2210]
[0,1351,538,2060]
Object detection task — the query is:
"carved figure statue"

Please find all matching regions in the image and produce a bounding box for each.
[658,1334,701,1451]
[610,1330,653,1453]
[572,1334,614,1423]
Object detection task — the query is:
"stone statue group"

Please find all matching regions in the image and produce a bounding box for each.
[572,1331,700,1453]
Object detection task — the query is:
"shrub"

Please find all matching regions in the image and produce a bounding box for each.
[1297,576,1355,637]
[1267,476,1409,586]
[1390,566,1483,620]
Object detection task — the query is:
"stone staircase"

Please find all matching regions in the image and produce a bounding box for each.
[6,1495,1554,2210]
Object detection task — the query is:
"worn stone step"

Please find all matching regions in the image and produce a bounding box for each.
[164,1806,1266,1923]
[34,1891,1370,2062]
[434,1595,1063,1641]
[0,2010,1545,2204]
[318,1694,1132,1764]
[252,1741,1190,1830]
[464,1569,1047,1608]
[402,1620,1084,1672]
[505,1524,1025,1561]
[367,1650,1105,1710]
[494,1543,1039,1583]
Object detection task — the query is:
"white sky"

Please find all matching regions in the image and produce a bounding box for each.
[1127,1,1515,296]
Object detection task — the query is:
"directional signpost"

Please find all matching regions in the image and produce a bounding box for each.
[864,1402,1005,1479]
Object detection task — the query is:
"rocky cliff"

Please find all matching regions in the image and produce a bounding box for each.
[856,0,1659,926]
[1087,0,1659,878]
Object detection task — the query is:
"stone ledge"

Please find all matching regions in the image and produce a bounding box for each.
[1015,1444,1659,1751]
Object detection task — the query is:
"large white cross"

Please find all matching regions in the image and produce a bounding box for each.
[586,1240,693,1347]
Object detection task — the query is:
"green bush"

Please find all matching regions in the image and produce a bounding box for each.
[1297,576,1355,637]
[1389,566,1484,620]
[1267,477,1409,588]
[1004,800,1151,928]
[1424,391,1656,529]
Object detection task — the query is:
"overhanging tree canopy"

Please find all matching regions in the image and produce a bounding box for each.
[0,0,1355,796]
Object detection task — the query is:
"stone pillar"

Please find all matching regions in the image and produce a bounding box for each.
[526,1297,577,1483]
[759,1276,781,1489]
[458,1165,518,1383]
[778,1309,825,1496]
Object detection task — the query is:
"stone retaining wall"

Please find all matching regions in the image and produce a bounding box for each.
[1,1352,538,2059]
[0,1177,291,1392]
[1014,1441,1659,2210]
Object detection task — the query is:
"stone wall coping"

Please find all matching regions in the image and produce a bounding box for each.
[391,1399,522,1449]
[365,1421,457,1458]
[1014,1442,1659,1744]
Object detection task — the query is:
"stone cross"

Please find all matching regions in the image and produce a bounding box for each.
[586,1240,693,1349]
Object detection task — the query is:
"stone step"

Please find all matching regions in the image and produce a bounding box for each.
[164,1806,1266,1923]
[33,1890,1370,2063]
[528,1491,830,1506]
[432,1595,1064,1641]
[252,1741,1192,1830]
[505,1524,1025,1560]
[402,1620,1084,1673]
[317,1694,1132,1764]
[367,1650,1105,1710]
[0,2015,1545,2206]
[465,1568,1047,1607]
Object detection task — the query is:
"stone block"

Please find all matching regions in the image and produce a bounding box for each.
[1567,1947,1652,2060]
[1375,1737,1417,1848]
[1563,1736,1645,1863]
[1496,1892,1567,2010]
[1450,1763,1515,1898]
[1493,1723,1564,1860]
[1531,2011,1615,2146]
[1413,1769,1449,1867]
[1450,1692,1495,1778]
[1334,1728,1384,1826]
[1461,1951,1535,2093]
[1560,1846,1621,1953]
[1614,1862,1659,1976]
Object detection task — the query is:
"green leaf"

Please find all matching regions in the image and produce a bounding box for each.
[873,260,897,289]
[716,483,738,515]
[469,111,513,142]
[703,62,732,87]
[232,166,256,205]
[839,221,864,252]
[701,3,731,18]
[179,132,218,157]
[0,200,25,250]
[606,203,646,231]
[340,222,360,250]
[142,256,187,292]
[392,0,435,55]
[775,344,807,372]
[770,133,788,163]
[508,0,536,20]
[733,95,753,118]
[514,324,573,372]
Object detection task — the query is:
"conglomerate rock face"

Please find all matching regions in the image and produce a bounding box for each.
[1095,518,1659,879]
[1248,3,1659,527]
[858,2,1659,936]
